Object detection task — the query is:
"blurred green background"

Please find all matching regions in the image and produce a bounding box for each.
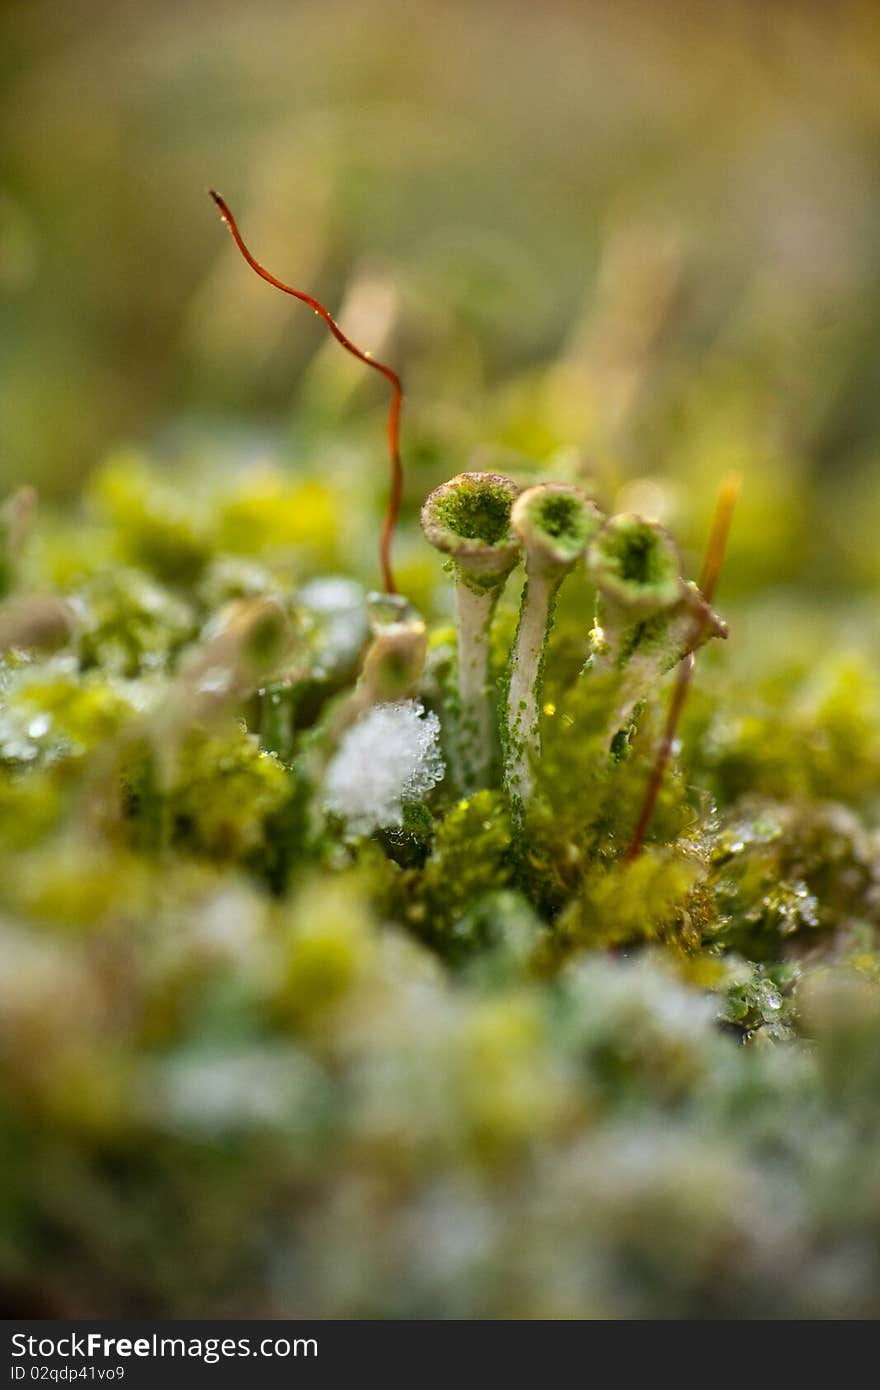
[3,0,880,595]
[7,0,880,1320]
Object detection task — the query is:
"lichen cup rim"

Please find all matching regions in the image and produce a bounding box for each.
[511,482,604,571]
[420,471,521,579]
[587,512,684,610]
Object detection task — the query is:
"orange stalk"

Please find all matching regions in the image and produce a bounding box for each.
[210,190,404,594]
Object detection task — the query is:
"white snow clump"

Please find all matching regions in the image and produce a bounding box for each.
[323,699,444,835]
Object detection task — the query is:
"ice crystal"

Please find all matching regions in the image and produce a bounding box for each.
[324,700,444,835]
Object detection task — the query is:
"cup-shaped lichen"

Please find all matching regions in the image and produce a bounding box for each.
[163,595,293,749]
[359,592,427,708]
[586,513,726,735]
[305,592,429,801]
[421,472,521,790]
[420,471,521,584]
[504,483,603,807]
[588,513,682,624]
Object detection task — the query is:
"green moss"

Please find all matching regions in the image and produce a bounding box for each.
[718,959,798,1040]
[521,673,695,911]
[7,440,880,1321]
[77,568,197,677]
[548,847,706,961]
[415,790,514,949]
[535,492,581,540]
[165,726,291,865]
[689,652,880,809]
[276,877,378,1032]
[454,994,573,1162]
[216,471,338,564]
[89,455,211,586]
[0,661,140,768]
[14,8,880,1318]
[0,766,69,851]
[0,838,151,934]
[706,798,871,958]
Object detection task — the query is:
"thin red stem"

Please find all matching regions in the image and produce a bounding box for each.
[209,190,404,594]
[624,475,740,862]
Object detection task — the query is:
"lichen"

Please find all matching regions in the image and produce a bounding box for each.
[430,477,516,546]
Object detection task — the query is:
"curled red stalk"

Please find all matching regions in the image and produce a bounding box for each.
[625,474,741,862]
[210,190,404,595]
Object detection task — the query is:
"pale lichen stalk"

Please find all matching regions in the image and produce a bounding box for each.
[505,483,602,809]
[454,577,502,790]
[421,472,520,791]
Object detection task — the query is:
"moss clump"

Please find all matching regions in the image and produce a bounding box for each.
[550,847,707,958]
[706,798,872,959]
[521,673,696,910]
[164,726,292,865]
[413,790,514,951]
[0,767,68,851]
[688,649,880,810]
[77,568,197,677]
[276,877,379,1032]
[89,455,212,586]
[5,449,880,1322]
[718,959,798,1041]
[217,471,337,558]
[0,661,142,769]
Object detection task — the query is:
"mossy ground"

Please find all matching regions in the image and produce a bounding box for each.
[2,452,880,1319]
